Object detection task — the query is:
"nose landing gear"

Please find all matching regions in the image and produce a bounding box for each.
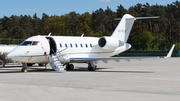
[21,63,28,73]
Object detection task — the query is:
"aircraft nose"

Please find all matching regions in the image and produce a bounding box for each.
[6,46,22,61]
[6,52,15,60]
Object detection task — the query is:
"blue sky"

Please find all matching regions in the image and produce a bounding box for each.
[0,0,177,18]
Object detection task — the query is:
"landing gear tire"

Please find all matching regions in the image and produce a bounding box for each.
[27,63,33,66]
[88,65,96,71]
[66,64,74,71]
[66,64,70,70]
[88,62,97,71]
[88,66,92,71]
[21,68,28,73]
[38,63,43,66]
[38,63,47,66]
[69,64,74,70]
[0,58,5,68]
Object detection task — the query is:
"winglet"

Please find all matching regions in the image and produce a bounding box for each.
[165,44,175,58]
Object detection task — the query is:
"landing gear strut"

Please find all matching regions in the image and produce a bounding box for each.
[66,64,74,71]
[88,62,97,71]
[21,63,28,73]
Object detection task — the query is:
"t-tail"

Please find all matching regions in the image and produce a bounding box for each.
[111,14,159,43]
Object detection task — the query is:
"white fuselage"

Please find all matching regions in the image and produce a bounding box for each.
[55,36,130,58]
[7,36,131,63]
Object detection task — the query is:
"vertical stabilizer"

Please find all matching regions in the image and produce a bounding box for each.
[111,14,159,43]
[111,14,135,42]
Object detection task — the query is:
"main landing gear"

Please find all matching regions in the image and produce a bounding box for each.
[66,63,74,71]
[21,63,28,73]
[88,62,97,71]
[66,62,97,71]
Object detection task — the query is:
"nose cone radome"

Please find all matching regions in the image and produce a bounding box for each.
[6,52,16,60]
[6,47,22,62]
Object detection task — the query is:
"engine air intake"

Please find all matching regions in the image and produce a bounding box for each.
[98,36,124,50]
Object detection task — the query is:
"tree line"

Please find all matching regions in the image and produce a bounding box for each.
[0,1,180,50]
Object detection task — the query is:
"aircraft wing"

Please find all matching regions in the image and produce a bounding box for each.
[70,44,175,62]
[70,56,159,63]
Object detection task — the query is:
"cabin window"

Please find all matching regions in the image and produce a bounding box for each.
[90,44,92,47]
[70,43,72,47]
[75,43,78,47]
[80,44,83,48]
[65,43,67,47]
[20,41,32,46]
[86,44,88,48]
[60,43,62,48]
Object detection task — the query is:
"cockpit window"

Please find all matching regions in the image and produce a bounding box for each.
[32,41,41,46]
[20,41,41,46]
[20,41,32,46]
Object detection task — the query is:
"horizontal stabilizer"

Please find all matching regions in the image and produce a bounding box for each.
[128,16,160,20]
[115,16,159,20]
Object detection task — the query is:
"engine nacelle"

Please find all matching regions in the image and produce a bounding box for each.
[98,36,124,50]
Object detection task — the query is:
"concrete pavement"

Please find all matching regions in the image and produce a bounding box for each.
[0,58,180,101]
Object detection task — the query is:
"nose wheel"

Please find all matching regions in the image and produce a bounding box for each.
[21,63,28,73]
[21,68,28,73]
[0,58,5,68]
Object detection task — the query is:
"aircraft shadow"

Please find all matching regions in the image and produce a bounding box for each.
[3,65,22,68]
[0,71,22,73]
[0,66,154,74]
[93,70,154,73]
[0,68,54,73]
[67,67,154,73]
[0,66,50,73]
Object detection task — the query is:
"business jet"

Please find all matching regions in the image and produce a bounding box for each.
[6,14,175,73]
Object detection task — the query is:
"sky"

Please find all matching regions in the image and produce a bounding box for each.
[0,0,177,18]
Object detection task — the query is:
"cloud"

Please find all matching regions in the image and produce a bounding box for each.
[99,0,111,2]
[26,8,44,11]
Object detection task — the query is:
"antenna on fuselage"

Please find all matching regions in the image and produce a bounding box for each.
[48,32,51,36]
[81,34,84,37]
